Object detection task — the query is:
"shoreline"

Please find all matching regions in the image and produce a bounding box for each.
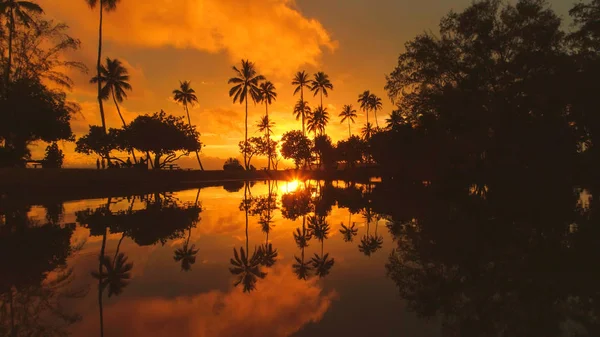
[0,168,379,204]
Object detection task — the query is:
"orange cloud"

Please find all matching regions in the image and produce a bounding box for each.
[40,0,337,77]
[72,264,337,337]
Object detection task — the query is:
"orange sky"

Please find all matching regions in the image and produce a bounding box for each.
[34,0,571,169]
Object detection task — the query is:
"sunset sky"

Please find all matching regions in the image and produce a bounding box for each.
[36,0,571,169]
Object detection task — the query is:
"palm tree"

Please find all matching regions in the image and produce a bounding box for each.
[259,81,277,170]
[358,90,371,130]
[369,94,383,128]
[292,71,310,135]
[229,246,265,292]
[173,80,204,170]
[310,71,333,108]
[294,99,311,134]
[91,58,132,127]
[173,227,199,272]
[361,122,374,140]
[292,254,312,280]
[307,106,330,138]
[0,0,43,84]
[339,104,358,137]
[311,252,334,278]
[256,115,274,135]
[386,110,403,130]
[86,0,122,135]
[228,60,265,170]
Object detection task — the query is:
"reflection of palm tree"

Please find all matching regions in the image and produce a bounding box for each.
[293,254,312,280]
[174,227,199,272]
[311,253,334,278]
[173,80,203,170]
[260,243,278,267]
[229,246,266,293]
[358,212,383,256]
[230,184,266,292]
[340,223,358,243]
[92,253,133,297]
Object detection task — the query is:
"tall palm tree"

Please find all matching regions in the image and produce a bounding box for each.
[173,80,204,170]
[369,93,383,128]
[259,81,276,170]
[294,99,311,132]
[307,106,330,138]
[292,71,310,135]
[386,110,403,130]
[358,90,371,130]
[0,0,43,85]
[228,60,265,169]
[310,71,333,108]
[361,122,374,141]
[339,104,358,137]
[86,0,122,135]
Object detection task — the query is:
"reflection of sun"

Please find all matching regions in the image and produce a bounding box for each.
[283,179,300,193]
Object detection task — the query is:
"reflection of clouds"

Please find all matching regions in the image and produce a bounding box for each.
[73,264,337,337]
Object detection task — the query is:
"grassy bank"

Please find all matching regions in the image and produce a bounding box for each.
[0,168,379,204]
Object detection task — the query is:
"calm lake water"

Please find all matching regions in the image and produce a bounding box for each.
[1,179,599,336]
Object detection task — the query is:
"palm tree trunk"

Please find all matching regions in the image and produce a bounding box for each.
[185,104,204,170]
[321,239,324,256]
[320,91,323,109]
[301,88,305,136]
[111,88,137,164]
[266,103,271,171]
[113,233,125,267]
[5,8,14,86]
[348,119,351,138]
[244,184,249,253]
[374,110,379,128]
[98,226,107,337]
[96,2,107,136]
[244,99,248,170]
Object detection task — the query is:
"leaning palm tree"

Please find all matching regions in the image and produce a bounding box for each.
[309,71,333,108]
[358,90,371,130]
[90,58,136,163]
[90,58,131,126]
[339,104,358,137]
[369,94,383,128]
[292,71,310,135]
[386,110,403,130]
[173,80,204,170]
[0,0,43,84]
[228,60,265,170]
[307,106,330,138]
[258,81,277,170]
[86,0,122,134]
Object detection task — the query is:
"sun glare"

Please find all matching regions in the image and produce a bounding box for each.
[283,179,300,193]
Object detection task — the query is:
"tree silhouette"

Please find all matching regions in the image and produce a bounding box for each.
[86,0,122,135]
[294,99,312,137]
[173,80,204,170]
[281,130,312,169]
[361,122,374,141]
[0,0,43,84]
[310,71,333,108]
[307,106,330,138]
[386,110,403,131]
[339,104,358,137]
[258,81,276,170]
[292,71,310,135]
[340,222,358,243]
[173,227,199,272]
[358,90,371,132]
[228,60,265,170]
[91,253,133,297]
[368,93,383,128]
[307,215,334,277]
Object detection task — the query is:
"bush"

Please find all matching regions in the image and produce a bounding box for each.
[223,158,244,171]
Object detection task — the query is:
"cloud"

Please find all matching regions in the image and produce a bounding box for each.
[71,264,337,337]
[40,0,337,77]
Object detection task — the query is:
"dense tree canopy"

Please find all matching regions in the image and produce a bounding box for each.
[281,130,312,169]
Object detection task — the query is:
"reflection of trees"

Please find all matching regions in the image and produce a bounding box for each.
[358,211,383,257]
[339,210,358,242]
[230,183,267,292]
[174,189,202,272]
[0,204,84,336]
[308,215,334,278]
[92,253,133,297]
[382,177,600,336]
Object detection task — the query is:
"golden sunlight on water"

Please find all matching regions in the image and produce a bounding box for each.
[13,180,437,337]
